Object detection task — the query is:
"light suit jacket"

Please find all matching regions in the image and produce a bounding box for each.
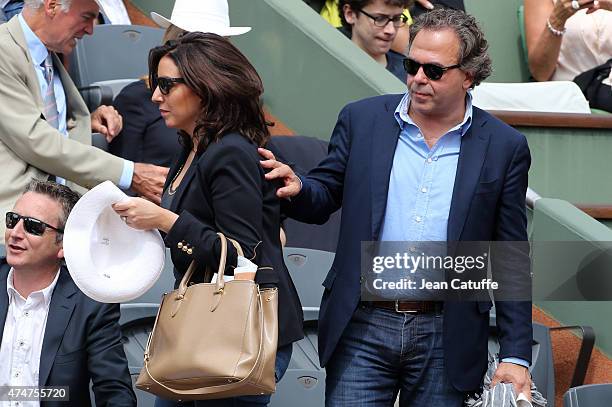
[0,17,124,233]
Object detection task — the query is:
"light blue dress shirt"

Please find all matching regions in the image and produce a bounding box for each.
[379,92,529,369]
[18,14,133,188]
[380,92,472,242]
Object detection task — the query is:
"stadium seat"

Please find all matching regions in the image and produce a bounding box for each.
[68,25,163,88]
[79,84,114,113]
[270,248,334,406]
[91,132,109,152]
[564,383,612,407]
[283,247,335,321]
[91,79,140,101]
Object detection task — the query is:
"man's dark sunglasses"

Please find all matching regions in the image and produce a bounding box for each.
[152,76,186,95]
[5,212,63,236]
[403,58,461,81]
[357,8,408,28]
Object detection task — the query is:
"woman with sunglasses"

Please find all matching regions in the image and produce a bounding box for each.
[112,32,304,407]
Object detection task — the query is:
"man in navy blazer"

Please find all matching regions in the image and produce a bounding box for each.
[262,9,532,407]
[0,180,135,407]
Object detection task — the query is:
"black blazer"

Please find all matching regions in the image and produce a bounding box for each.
[267,135,341,253]
[0,260,136,407]
[110,80,182,168]
[163,132,304,347]
[283,94,532,392]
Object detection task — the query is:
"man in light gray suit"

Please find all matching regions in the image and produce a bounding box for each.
[0,0,168,234]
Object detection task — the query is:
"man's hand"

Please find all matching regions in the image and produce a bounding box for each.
[91,105,123,142]
[131,163,169,205]
[258,148,302,199]
[490,362,532,402]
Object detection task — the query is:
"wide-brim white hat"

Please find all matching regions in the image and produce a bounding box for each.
[92,0,107,18]
[63,181,165,303]
[151,0,251,37]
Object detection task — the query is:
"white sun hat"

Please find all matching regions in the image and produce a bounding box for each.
[150,0,251,37]
[63,181,165,303]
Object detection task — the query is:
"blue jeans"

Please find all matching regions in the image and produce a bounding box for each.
[154,344,293,407]
[325,304,465,407]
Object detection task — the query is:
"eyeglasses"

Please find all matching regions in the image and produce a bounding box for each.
[357,8,408,28]
[152,76,186,95]
[403,58,461,81]
[5,212,63,236]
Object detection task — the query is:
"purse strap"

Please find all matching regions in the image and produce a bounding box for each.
[178,232,231,298]
[178,233,245,298]
[142,287,267,396]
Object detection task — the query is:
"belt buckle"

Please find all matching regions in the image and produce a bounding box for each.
[395,300,418,313]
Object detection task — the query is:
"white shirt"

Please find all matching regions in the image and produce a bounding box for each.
[0,268,60,407]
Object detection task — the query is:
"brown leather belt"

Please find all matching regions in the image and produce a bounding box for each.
[361,300,443,313]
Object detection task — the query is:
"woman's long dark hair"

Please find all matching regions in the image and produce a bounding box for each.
[148,32,270,153]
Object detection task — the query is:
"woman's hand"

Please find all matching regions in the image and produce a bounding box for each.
[524,0,596,81]
[112,197,178,233]
[586,0,612,12]
[550,0,596,27]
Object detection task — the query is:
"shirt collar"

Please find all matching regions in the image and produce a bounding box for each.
[394,90,473,137]
[6,267,61,308]
[18,13,50,67]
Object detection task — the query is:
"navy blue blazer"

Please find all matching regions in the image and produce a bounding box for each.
[0,260,136,407]
[282,94,533,392]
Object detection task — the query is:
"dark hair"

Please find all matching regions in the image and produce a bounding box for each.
[408,8,492,88]
[148,32,270,153]
[24,180,80,243]
[339,0,412,32]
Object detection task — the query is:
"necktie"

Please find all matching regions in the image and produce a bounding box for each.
[42,53,59,129]
[42,53,65,184]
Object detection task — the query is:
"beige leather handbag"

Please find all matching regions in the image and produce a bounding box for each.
[135,233,279,400]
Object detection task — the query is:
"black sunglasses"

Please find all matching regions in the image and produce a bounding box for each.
[357,8,408,28]
[5,212,63,236]
[152,76,186,95]
[403,58,461,81]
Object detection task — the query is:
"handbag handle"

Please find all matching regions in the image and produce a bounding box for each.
[178,232,230,298]
[142,288,268,397]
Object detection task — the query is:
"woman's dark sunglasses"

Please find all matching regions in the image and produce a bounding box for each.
[5,212,63,236]
[403,58,461,81]
[152,76,186,95]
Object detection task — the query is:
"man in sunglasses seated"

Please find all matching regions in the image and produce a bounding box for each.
[0,0,169,236]
[261,8,532,406]
[339,0,411,81]
[0,180,136,407]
